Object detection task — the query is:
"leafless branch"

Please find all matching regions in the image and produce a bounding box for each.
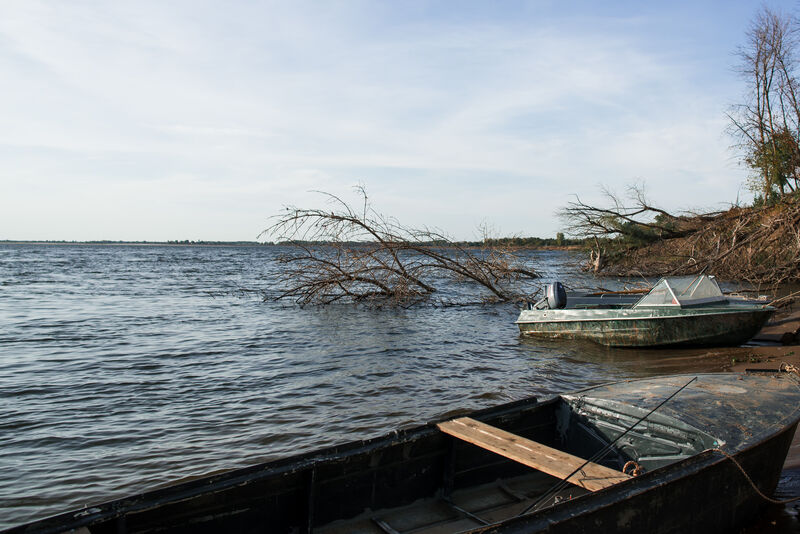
[261,189,539,306]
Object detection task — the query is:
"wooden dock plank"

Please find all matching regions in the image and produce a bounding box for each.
[437,417,630,492]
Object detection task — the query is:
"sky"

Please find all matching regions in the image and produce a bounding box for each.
[0,0,795,242]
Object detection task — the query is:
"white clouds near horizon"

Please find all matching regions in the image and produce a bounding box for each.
[0,1,785,241]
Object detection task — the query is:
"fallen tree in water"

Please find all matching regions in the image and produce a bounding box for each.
[262,189,538,306]
[561,186,800,287]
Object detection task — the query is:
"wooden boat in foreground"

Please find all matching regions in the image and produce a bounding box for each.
[516,275,775,347]
[8,372,800,534]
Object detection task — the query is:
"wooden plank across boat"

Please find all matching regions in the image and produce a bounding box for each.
[436,417,630,491]
[6,372,800,534]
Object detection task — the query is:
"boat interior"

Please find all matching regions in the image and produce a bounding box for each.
[306,394,719,534]
[532,275,738,311]
[560,293,641,309]
[27,394,720,534]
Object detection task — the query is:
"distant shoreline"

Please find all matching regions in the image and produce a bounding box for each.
[0,241,274,247]
[0,240,271,247]
[0,240,585,250]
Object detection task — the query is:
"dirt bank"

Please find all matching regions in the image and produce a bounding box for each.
[592,195,800,287]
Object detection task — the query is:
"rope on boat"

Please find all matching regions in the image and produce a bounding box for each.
[622,461,643,477]
[704,447,800,504]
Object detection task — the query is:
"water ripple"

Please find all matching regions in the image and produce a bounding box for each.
[0,244,653,529]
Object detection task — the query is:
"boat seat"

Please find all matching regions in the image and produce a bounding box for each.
[437,417,630,491]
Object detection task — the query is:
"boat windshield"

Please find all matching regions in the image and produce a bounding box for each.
[633,275,725,308]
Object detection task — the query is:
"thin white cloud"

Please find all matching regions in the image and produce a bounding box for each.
[0,1,751,240]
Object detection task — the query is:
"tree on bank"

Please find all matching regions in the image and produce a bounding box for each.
[558,185,699,272]
[729,7,800,203]
[558,7,800,286]
[560,184,800,285]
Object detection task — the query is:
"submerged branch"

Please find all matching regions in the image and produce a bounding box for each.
[262,188,539,306]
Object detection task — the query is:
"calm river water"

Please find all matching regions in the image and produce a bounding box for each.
[0,244,797,530]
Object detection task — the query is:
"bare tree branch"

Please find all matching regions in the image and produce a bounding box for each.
[578,192,800,286]
[261,189,539,306]
[558,185,688,242]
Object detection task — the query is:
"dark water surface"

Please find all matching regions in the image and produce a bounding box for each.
[0,244,797,531]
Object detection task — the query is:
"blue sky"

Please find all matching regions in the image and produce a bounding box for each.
[0,1,793,241]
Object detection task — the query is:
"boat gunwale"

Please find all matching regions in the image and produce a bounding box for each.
[514,306,774,325]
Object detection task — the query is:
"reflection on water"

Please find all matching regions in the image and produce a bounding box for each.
[522,337,736,375]
[0,244,797,531]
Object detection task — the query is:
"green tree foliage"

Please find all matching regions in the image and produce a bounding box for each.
[745,128,800,203]
[730,7,800,203]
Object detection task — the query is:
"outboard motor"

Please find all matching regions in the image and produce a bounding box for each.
[530,281,567,310]
[546,281,567,309]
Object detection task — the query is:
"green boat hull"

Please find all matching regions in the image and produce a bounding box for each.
[516,307,774,347]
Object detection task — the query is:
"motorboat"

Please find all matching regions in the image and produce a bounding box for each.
[515,275,774,347]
